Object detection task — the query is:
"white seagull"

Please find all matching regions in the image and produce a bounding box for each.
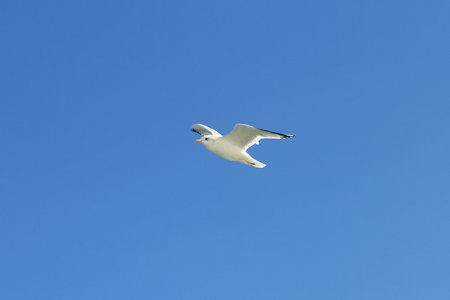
[192,123,295,168]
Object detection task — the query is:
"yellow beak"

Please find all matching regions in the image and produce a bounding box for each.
[195,139,202,142]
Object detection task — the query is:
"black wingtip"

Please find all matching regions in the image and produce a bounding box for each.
[255,126,294,139]
[282,134,295,139]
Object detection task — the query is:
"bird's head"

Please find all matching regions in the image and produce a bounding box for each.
[195,135,217,145]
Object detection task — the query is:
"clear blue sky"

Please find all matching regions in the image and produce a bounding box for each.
[1,1,449,299]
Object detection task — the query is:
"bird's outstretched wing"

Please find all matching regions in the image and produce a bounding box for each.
[222,124,294,151]
[191,124,222,137]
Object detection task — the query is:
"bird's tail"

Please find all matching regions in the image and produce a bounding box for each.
[243,156,266,168]
[251,160,266,168]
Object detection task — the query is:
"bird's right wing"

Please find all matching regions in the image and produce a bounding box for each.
[222,124,294,151]
[191,124,222,137]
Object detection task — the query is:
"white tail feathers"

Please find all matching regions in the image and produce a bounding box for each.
[242,157,266,168]
[252,161,266,168]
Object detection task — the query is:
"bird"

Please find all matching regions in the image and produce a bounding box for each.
[192,123,294,168]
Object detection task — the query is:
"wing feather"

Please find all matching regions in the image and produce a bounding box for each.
[222,124,294,150]
[191,124,222,137]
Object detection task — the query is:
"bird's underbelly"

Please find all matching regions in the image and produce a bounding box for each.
[206,143,243,161]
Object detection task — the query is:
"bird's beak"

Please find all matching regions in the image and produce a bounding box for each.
[195,139,202,142]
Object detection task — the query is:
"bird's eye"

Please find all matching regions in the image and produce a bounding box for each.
[205,138,209,141]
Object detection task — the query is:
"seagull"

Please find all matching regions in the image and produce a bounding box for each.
[192,123,294,168]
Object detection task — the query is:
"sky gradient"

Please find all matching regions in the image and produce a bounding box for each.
[2,1,450,299]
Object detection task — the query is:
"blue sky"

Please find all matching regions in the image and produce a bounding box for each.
[1,0,449,299]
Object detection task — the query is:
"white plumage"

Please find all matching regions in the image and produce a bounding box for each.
[192,124,294,168]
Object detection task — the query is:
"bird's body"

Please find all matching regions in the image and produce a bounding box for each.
[192,123,294,168]
[203,137,263,167]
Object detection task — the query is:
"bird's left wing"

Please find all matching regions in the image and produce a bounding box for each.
[191,124,222,137]
[222,124,294,150]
